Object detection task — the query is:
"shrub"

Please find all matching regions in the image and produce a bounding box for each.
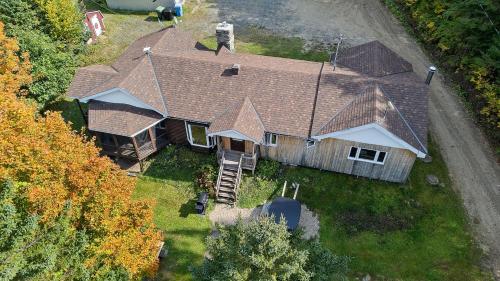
[256,158,281,179]
[195,164,217,197]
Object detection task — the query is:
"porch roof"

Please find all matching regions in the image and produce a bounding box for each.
[88,101,163,137]
[207,97,265,143]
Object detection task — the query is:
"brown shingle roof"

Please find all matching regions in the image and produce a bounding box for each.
[337,41,413,77]
[316,84,426,152]
[208,97,265,143]
[69,28,428,153]
[88,101,163,137]
[67,65,117,99]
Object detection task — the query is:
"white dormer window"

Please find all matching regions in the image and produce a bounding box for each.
[265,133,278,146]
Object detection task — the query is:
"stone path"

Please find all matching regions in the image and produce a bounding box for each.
[208,203,320,240]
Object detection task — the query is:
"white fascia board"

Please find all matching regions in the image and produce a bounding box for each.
[312,123,426,158]
[79,88,166,117]
[208,130,260,143]
[130,119,165,137]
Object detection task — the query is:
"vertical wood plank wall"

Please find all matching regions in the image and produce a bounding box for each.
[165,118,188,145]
[259,135,416,182]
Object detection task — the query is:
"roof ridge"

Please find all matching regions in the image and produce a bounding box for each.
[375,85,427,153]
[146,53,169,116]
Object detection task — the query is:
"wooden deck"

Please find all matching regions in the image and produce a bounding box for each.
[217,149,257,172]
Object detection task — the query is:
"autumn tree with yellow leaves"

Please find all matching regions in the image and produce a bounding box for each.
[0,21,162,280]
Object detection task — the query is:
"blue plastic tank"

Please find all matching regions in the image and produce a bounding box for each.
[174,3,183,17]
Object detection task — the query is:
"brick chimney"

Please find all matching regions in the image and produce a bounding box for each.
[216,21,234,52]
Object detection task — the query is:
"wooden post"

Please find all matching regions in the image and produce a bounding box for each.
[131,136,140,160]
[148,127,157,151]
[75,99,88,126]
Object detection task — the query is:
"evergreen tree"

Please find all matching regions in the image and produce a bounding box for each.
[194,217,349,281]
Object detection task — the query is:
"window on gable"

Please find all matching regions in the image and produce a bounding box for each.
[306,139,316,148]
[265,133,278,146]
[348,146,387,164]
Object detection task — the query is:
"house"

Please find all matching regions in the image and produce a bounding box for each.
[68,24,428,203]
[105,0,179,11]
[84,11,105,42]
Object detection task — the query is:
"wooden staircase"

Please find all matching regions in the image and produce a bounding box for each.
[215,151,243,206]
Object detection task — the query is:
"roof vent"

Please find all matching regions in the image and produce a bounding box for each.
[425,66,436,85]
[143,46,152,55]
[231,64,240,75]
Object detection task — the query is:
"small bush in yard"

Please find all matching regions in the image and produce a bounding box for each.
[256,159,281,179]
[195,164,217,197]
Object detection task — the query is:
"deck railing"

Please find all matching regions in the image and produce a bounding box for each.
[216,149,257,172]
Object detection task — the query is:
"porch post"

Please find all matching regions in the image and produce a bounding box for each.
[75,99,88,126]
[148,127,157,151]
[131,136,140,160]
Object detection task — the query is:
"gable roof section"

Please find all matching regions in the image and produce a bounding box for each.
[208,97,265,143]
[68,65,117,99]
[88,101,163,137]
[337,41,413,77]
[315,84,427,153]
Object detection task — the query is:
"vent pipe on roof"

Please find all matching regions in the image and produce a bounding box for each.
[425,66,436,85]
[143,46,152,55]
[231,64,240,75]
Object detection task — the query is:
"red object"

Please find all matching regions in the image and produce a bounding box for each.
[84,11,105,41]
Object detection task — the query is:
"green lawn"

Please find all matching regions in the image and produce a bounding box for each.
[131,143,489,281]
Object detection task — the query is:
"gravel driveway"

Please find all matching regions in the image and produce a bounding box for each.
[188,0,500,277]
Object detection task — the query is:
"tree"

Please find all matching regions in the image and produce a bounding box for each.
[0,21,31,94]
[0,0,83,108]
[0,181,91,280]
[0,24,162,280]
[34,0,84,44]
[194,217,349,281]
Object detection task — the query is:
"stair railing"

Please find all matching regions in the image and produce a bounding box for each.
[234,154,243,203]
[215,151,225,199]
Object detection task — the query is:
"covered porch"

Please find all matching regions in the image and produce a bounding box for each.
[216,136,258,172]
[87,100,169,167]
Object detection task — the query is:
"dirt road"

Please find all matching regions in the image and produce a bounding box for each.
[194,0,500,277]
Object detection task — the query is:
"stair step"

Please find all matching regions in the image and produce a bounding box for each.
[216,197,235,205]
[218,186,236,193]
[223,159,239,165]
[221,176,236,182]
[218,191,236,200]
[220,181,235,188]
[222,170,237,177]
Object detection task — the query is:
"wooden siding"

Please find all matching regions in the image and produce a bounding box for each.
[259,135,416,182]
[165,118,188,145]
[245,140,254,155]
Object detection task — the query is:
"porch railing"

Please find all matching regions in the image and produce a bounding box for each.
[216,149,257,172]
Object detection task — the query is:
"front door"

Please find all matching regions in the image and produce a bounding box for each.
[230,138,245,153]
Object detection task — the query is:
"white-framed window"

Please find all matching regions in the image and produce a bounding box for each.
[305,139,316,148]
[186,123,213,148]
[348,146,387,164]
[264,133,278,146]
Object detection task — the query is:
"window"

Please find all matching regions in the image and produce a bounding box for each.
[187,123,213,147]
[135,130,151,147]
[306,139,316,148]
[348,146,387,164]
[100,133,115,146]
[156,120,167,129]
[265,133,278,146]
